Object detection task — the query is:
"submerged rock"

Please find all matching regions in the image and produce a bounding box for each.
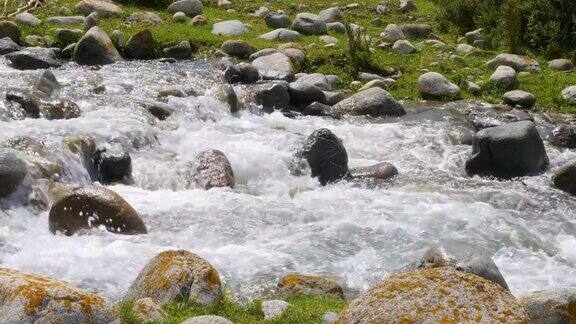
[124,250,223,306]
[338,267,528,323]
[299,129,348,185]
[277,274,344,299]
[40,100,81,120]
[190,149,234,189]
[48,186,147,235]
[348,162,398,181]
[0,149,27,198]
[74,26,122,65]
[0,267,115,322]
[550,124,576,149]
[465,121,548,178]
[253,81,291,112]
[332,87,405,117]
[224,63,260,84]
[288,82,326,109]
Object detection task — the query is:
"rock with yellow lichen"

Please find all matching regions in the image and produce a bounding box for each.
[277,274,344,299]
[0,267,115,322]
[518,288,576,323]
[132,297,166,322]
[337,267,528,323]
[124,250,223,306]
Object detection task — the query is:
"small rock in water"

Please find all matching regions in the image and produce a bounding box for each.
[6,48,63,70]
[35,70,60,95]
[0,37,20,55]
[224,62,260,84]
[40,100,81,120]
[189,149,235,189]
[92,145,132,184]
[253,81,290,112]
[288,82,326,109]
[74,26,122,65]
[163,41,192,59]
[0,149,27,198]
[303,101,334,117]
[553,162,576,195]
[262,300,290,319]
[550,124,576,149]
[348,162,398,181]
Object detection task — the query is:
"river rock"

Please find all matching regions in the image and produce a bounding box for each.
[182,315,233,324]
[265,13,291,29]
[75,0,123,17]
[224,62,260,84]
[84,12,99,30]
[0,267,115,322]
[41,100,81,120]
[173,11,187,23]
[220,40,256,58]
[262,300,290,319]
[0,149,27,198]
[5,91,40,117]
[252,52,295,81]
[318,7,343,23]
[212,20,247,36]
[168,0,203,16]
[303,101,333,117]
[132,298,166,322]
[552,162,576,195]
[486,53,540,72]
[74,26,122,65]
[490,65,516,88]
[259,28,301,42]
[48,186,147,235]
[16,12,41,26]
[399,24,431,39]
[293,73,332,91]
[288,83,326,109]
[46,16,85,25]
[277,274,344,299]
[327,22,345,34]
[190,149,234,189]
[163,41,192,59]
[111,29,125,50]
[279,47,305,71]
[55,28,82,48]
[380,23,405,42]
[5,48,62,70]
[0,21,20,42]
[503,90,536,109]
[418,72,460,99]
[323,91,345,105]
[548,59,573,72]
[392,39,415,54]
[348,162,398,181]
[35,70,60,95]
[299,129,348,185]
[125,29,155,60]
[519,288,576,323]
[124,250,223,306]
[127,11,162,25]
[292,13,326,35]
[562,86,576,105]
[550,125,576,149]
[253,81,290,112]
[333,87,405,117]
[92,146,132,184]
[400,0,416,12]
[465,121,548,178]
[338,267,528,323]
[0,37,20,55]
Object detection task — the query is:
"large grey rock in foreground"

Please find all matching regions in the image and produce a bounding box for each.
[168,0,203,16]
[251,52,295,81]
[553,162,576,195]
[418,72,460,99]
[5,48,62,70]
[74,26,122,65]
[465,121,548,178]
[519,289,576,324]
[292,13,326,35]
[0,149,27,198]
[0,267,115,322]
[486,53,540,72]
[333,87,405,117]
[300,128,348,185]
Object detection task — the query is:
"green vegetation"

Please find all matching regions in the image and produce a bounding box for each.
[9,0,576,113]
[119,295,347,323]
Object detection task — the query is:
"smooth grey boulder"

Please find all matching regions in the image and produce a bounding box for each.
[15,12,41,26]
[300,128,348,185]
[548,59,573,72]
[502,90,536,109]
[168,0,203,16]
[519,289,576,324]
[220,40,256,58]
[392,39,415,54]
[251,52,295,81]
[253,81,290,112]
[418,72,460,99]
[0,20,20,42]
[0,37,20,55]
[293,73,332,91]
[561,86,576,105]
[292,13,326,35]
[288,82,326,109]
[380,23,405,42]
[46,16,85,25]
[5,48,62,70]
[490,65,516,88]
[259,28,301,41]
[553,162,576,195]
[74,26,122,65]
[399,24,431,39]
[163,41,192,59]
[264,13,291,29]
[75,0,123,17]
[212,20,247,36]
[0,149,27,198]
[348,162,398,181]
[318,7,343,23]
[333,87,405,117]
[486,53,540,72]
[84,12,99,30]
[465,121,548,178]
[326,22,345,34]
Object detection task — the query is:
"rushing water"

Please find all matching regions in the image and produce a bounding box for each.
[0,58,575,301]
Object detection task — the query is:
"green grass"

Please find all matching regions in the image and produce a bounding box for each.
[9,0,576,113]
[119,295,347,324]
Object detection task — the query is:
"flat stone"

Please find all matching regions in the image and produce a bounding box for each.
[75,0,123,17]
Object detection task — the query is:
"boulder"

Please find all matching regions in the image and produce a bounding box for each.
[214,84,239,113]
[288,83,326,109]
[519,288,576,323]
[490,65,516,88]
[303,101,333,117]
[92,146,132,184]
[333,87,405,117]
[0,21,20,42]
[399,24,431,39]
[84,12,99,30]
[259,28,301,42]
[0,268,115,322]
[299,129,348,185]
[550,125,576,149]
[111,29,125,50]
[486,53,540,72]
[224,63,260,84]
[348,162,398,181]
[548,59,573,72]
[212,20,247,36]
[279,47,305,71]
[392,39,415,54]
[124,250,223,306]
[552,162,576,195]
[418,72,460,99]
[163,41,192,59]
[168,0,203,16]
[323,91,345,105]
[292,13,326,35]
[338,267,528,323]
[46,16,85,25]
[561,86,576,105]
[48,186,147,235]
[5,48,62,70]
[0,37,20,55]
[465,121,549,178]
[318,7,343,23]
[0,149,27,198]
[251,52,295,81]
[132,298,166,323]
[125,29,155,60]
[75,0,123,17]
[502,90,536,109]
[253,81,290,112]
[264,13,291,29]
[220,40,256,58]
[74,26,122,65]
[293,73,332,91]
[143,102,174,120]
[326,22,345,34]
[277,274,344,299]
[189,149,234,189]
[182,315,233,324]
[262,300,290,320]
[15,12,41,26]
[127,11,163,24]
[380,23,405,42]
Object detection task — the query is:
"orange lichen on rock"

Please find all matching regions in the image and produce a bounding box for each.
[277,274,344,299]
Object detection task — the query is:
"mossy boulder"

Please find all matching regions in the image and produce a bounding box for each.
[48,186,147,235]
[124,250,223,306]
[337,267,528,323]
[278,274,344,299]
[0,267,115,322]
[132,297,166,322]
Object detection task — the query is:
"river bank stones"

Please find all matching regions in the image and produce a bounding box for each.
[75,0,123,17]
[300,129,348,185]
[278,274,344,299]
[48,186,147,235]
[418,72,460,99]
[0,267,115,322]
[465,121,548,178]
[189,149,234,189]
[125,29,155,60]
[333,87,405,117]
[124,250,223,306]
[0,21,20,42]
[292,13,326,35]
[338,267,528,323]
[486,53,540,73]
[74,26,122,65]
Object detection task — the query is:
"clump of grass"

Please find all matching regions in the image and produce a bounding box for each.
[118,300,139,324]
